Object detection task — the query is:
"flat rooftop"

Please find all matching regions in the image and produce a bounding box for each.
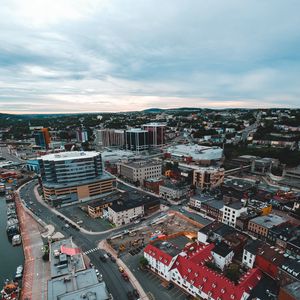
[225,201,245,209]
[223,178,255,191]
[106,190,160,212]
[126,128,148,133]
[190,193,215,202]
[250,214,286,228]
[48,269,110,300]
[282,280,300,298]
[142,122,166,127]
[50,238,85,279]
[166,144,223,161]
[101,149,135,162]
[39,151,100,161]
[199,221,235,237]
[120,159,161,169]
[152,236,190,257]
[161,179,189,190]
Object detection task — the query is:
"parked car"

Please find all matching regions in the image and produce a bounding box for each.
[110,256,116,263]
[95,269,100,276]
[133,289,139,298]
[122,272,129,281]
[118,266,124,273]
[127,291,134,300]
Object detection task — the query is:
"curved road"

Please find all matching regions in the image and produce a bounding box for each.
[19,180,136,300]
[19,180,211,300]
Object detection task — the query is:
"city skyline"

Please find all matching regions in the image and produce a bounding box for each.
[1,0,300,114]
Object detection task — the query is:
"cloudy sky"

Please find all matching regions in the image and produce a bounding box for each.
[1,0,300,113]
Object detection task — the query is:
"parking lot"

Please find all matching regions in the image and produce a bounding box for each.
[58,204,112,232]
[122,252,188,300]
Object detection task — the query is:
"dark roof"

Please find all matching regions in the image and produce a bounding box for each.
[88,190,159,212]
[248,274,279,299]
[257,244,285,267]
[88,197,113,208]
[109,191,159,212]
[226,201,245,209]
[223,178,255,191]
[199,221,234,237]
[288,236,300,248]
[212,242,232,257]
[269,223,298,240]
[244,239,263,255]
[280,259,300,280]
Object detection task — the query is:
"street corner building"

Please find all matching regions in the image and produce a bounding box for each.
[38,151,116,206]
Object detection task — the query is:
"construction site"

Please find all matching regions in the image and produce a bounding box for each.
[107,211,205,256]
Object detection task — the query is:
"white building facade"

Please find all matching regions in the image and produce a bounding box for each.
[107,204,144,226]
[222,203,247,227]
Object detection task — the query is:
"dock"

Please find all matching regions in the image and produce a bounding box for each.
[15,195,50,300]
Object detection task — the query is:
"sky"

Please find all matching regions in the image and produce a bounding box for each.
[0,0,300,114]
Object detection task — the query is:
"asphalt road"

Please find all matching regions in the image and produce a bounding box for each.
[19,180,211,300]
[19,180,135,300]
[0,146,24,163]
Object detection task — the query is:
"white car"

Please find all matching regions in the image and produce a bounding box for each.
[95,269,100,276]
[134,220,140,224]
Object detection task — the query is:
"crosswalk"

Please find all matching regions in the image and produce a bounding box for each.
[84,247,100,255]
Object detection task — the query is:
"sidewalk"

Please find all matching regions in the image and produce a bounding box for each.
[98,240,149,300]
[15,194,50,300]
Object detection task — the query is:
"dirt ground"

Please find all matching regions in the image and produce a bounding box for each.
[108,212,200,255]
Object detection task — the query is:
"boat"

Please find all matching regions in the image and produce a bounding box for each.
[0,183,5,195]
[5,194,14,203]
[11,235,21,246]
[6,219,20,240]
[15,265,23,280]
[0,280,19,300]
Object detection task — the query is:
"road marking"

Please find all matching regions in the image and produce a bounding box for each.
[84,247,100,255]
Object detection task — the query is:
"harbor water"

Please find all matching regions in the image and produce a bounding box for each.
[0,197,24,283]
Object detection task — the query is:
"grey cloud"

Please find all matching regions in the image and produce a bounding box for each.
[0,0,300,113]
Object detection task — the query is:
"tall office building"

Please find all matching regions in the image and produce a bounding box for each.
[34,127,51,149]
[126,128,149,152]
[38,151,116,206]
[95,129,125,148]
[76,129,88,143]
[142,123,166,147]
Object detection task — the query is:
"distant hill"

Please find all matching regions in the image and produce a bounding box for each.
[142,108,165,113]
[142,107,203,113]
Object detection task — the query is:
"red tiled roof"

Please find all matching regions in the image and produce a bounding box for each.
[146,241,261,300]
[144,244,173,266]
[171,252,261,300]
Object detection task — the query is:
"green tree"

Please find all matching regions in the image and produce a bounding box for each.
[139,256,149,269]
[225,264,240,283]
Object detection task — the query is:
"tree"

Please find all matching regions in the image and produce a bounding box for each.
[225,264,240,283]
[139,256,149,269]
